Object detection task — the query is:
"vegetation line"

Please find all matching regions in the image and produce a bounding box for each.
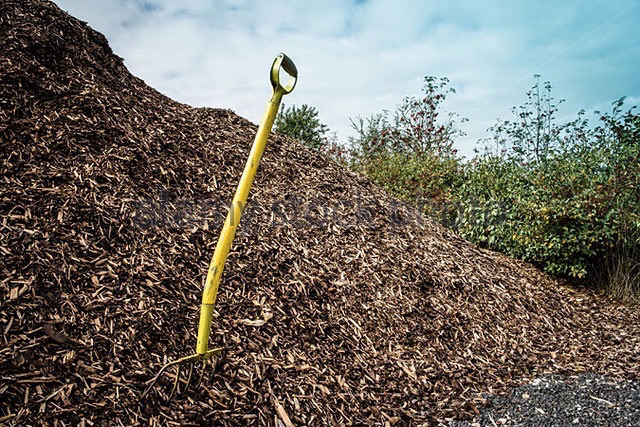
[276,76,640,302]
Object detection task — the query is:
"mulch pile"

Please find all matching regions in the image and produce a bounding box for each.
[1,1,639,425]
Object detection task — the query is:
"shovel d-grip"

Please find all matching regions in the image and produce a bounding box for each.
[142,53,298,400]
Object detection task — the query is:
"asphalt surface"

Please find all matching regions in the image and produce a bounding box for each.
[446,374,640,427]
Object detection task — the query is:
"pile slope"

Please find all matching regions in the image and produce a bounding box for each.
[1,1,639,425]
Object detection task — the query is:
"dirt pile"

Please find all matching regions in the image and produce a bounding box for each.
[1,1,639,425]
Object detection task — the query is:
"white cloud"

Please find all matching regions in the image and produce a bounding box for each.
[53,0,640,158]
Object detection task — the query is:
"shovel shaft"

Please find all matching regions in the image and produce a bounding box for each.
[196,53,297,355]
[196,99,279,353]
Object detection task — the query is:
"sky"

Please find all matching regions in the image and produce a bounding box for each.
[52,0,640,158]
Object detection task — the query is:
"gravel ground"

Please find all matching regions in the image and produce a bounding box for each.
[446,374,640,427]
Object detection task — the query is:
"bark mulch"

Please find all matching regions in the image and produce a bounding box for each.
[1,1,639,425]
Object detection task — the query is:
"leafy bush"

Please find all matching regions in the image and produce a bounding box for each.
[353,151,462,220]
[275,104,333,151]
[347,76,466,221]
[349,76,466,159]
[456,150,610,278]
[456,98,639,300]
[591,104,640,299]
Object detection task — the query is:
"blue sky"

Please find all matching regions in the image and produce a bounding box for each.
[53,0,640,157]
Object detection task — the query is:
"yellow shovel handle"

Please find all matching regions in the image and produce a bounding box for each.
[195,53,297,355]
[271,53,298,97]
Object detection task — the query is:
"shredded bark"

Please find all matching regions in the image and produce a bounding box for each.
[1,1,639,425]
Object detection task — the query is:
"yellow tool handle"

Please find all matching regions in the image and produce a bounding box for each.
[196,53,297,355]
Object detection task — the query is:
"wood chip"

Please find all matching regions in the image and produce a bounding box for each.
[1,1,639,426]
[275,399,295,427]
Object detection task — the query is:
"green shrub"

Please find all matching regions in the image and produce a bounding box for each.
[347,76,465,222]
[348,76,466,159]
[455,101,639,300]
[455,151,609,278]
[345,75,639,300]
[353,151,462,220]
[275,104,333,151]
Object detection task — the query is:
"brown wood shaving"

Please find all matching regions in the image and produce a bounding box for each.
[1,1,639,426]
